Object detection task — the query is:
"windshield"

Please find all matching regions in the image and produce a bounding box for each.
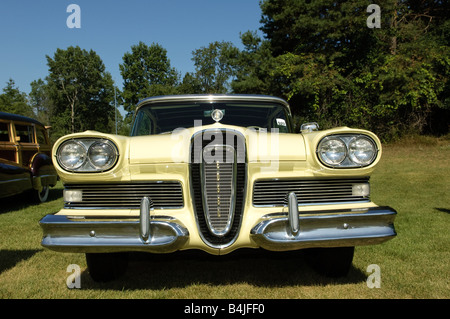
[131,102,292,136]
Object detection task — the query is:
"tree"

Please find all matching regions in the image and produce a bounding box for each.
[29,78,52,125]
[0,79,34,118]
[254,0,449,137]
[177,72,203,94]
[353,0,450,136]
[260,0,377,67]
[231,31,277,95]
[190,41,239,94]
[46,46,116,137]
[119,42,179,114]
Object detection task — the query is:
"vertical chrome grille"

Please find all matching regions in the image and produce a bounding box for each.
[201,145,236,236]
[191,129,246,246]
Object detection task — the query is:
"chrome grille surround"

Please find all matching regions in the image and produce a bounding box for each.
[190,129,247,247]
[253,178,370,207]
[64,182,183,209]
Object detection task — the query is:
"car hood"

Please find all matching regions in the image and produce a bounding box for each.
[129,124,307,164]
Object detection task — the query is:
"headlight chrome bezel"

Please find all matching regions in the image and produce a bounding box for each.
[56,139,88,171]
[317,136,347,166]
[56,138,119,173]
[348,135,378,166]
[316,134,378,168]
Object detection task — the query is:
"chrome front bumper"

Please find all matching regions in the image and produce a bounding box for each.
[250,206,397,251]
[40,198,189,253]
[250,192,396,251]
[40,196,396,254]
[40,214,189,253]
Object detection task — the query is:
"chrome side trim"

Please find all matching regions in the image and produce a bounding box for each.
[250,206,397,251]
[39,214,189,253]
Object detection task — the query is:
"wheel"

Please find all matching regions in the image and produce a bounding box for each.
[35,185,49,203]
[85,253,129,282]
[305,247,354,277]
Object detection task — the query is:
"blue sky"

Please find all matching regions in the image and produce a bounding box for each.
[0,0,264,95]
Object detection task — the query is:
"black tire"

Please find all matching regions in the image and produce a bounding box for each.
[305,247,354,278]
[85,252,129,282]
[35,185,49,203]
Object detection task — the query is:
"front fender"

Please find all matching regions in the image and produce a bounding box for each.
[30,153,58,188]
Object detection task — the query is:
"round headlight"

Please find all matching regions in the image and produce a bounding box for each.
[348,136,377,165]
[57,140,87,170]
[317,137,347,166]
[88,141,118,170]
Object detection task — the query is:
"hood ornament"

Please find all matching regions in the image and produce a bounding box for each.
[211,109,224,122]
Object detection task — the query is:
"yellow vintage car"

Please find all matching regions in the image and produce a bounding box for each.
[40,95,396,281]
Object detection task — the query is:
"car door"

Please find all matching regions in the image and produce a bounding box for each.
[13,122,38,167]
[0,120,33,198]
[0,121,17,162]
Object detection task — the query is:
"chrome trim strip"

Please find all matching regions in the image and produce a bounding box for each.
[39,214,189,253]
[62,206,184,210]
[253,200,372,208]
[250,206,397,251]
[137,94,291,112]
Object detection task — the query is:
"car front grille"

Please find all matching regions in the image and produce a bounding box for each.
[64,182,183,209]
[253,178,370,207]
[190,129,246,246]
[201,145,237,236]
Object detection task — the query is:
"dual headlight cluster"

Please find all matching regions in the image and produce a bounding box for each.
[317,135,378,168]
[56,139,119,172]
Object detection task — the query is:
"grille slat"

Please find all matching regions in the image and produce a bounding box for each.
[64,182,184,209]
[253,178,369,206]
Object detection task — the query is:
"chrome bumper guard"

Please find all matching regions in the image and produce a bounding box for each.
[250,192,397,251]
[40,197,189,253]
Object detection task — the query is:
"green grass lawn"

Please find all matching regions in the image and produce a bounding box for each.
[0,136,449,299]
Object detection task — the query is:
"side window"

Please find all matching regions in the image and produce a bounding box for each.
[0,122,10,142]
[133,111,153,136]
[36,127,48,145]
[271,110,289,133]
[272,118,288,133]
[15,124,35,143]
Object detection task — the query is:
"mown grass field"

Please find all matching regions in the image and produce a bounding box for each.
[0,136,449,299]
